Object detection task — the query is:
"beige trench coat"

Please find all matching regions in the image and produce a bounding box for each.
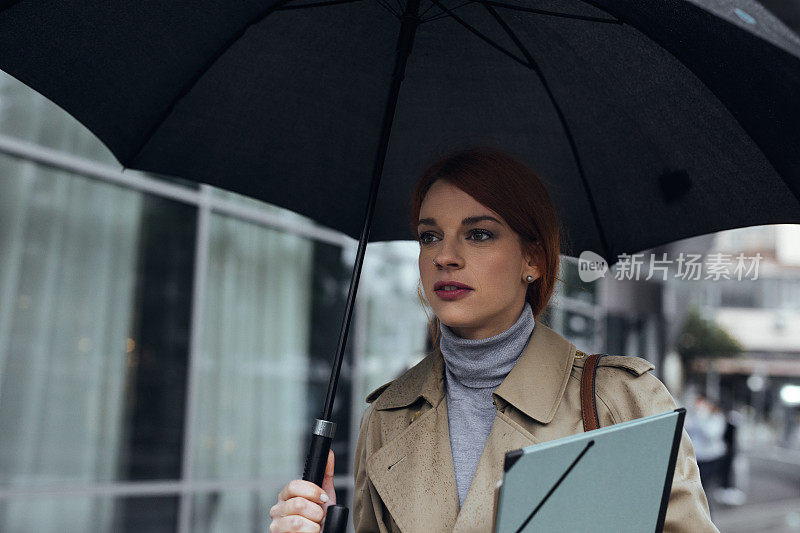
[352,318,720,533]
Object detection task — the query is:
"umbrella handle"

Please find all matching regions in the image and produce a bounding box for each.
[302,419,335,485]
[302,419,349,533]
[322,504,349,533]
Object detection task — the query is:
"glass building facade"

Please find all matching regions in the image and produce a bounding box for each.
[0,72,603,532]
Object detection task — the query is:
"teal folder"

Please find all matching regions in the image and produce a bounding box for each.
[493,408,685,533]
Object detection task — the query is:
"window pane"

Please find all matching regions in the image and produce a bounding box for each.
[209,188,314,221]
[562,259,597,304]
[359,242,428,404]
[190,213,314,481]
[0,153,197,485]
[0,155,143,486]
[123,195,196,481]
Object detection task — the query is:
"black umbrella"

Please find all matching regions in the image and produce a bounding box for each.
[2,1,800,529]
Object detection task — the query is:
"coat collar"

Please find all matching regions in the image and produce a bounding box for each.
[371,318,578,425]
[371,343,446,411]
[366,319,579,532]
[493,318,578,424]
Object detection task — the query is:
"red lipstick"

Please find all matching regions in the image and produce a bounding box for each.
[433,280,473,301]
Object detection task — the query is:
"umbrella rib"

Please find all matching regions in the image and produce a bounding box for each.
[483,1,621,24]
[425,0,529,67]
[480,0,615,260]
[420,0,476,23]
[419,0,441,19]
[374,0,401,18]
[125,0,387,167]
[481,1,533,68]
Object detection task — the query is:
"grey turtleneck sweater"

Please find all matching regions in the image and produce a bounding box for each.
[439,301,535,507]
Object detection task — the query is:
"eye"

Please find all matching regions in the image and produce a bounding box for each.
[468,229,493,242]
[418,231,439,245]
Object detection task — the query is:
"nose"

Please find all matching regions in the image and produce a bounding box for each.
[433,236,464,269]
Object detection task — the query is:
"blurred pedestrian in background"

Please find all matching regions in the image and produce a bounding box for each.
[686,394,727,513]
[714,408,747,506]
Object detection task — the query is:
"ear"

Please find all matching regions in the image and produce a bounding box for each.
[523,241,542,281]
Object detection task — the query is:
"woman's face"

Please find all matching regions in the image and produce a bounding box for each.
[417,180,541,340]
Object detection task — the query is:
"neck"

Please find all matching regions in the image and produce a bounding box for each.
[438,301,534,388]
[449,303,527,339]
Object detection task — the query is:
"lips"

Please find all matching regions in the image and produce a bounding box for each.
[433,280,473,291]
[433,280,473,301]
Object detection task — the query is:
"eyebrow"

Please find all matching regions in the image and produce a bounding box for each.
[417,215,503,227]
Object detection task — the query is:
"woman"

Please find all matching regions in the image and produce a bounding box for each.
[270,147,719,533]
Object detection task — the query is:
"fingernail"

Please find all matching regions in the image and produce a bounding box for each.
[320,493,329,503]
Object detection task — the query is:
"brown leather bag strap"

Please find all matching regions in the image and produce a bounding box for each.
[580,353,605,432]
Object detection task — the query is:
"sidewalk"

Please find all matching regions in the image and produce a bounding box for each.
[713,497,800,533]
[711,446,800,533]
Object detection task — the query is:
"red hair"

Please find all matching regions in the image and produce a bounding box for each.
[410,147,563,348]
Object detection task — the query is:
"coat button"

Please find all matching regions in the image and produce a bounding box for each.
[410,410,422,423]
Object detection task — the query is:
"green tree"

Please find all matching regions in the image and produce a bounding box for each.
[676,307,744,362]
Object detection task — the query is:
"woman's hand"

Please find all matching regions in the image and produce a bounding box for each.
[269,450,336,533]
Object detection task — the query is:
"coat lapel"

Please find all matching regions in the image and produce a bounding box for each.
[367,395,459,533]
[452,411,540,532]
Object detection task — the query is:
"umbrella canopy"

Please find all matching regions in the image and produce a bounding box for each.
[3,2,800,514]
[1,0,799,262]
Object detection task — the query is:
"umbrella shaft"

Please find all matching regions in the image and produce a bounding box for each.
[321,0,421,420]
